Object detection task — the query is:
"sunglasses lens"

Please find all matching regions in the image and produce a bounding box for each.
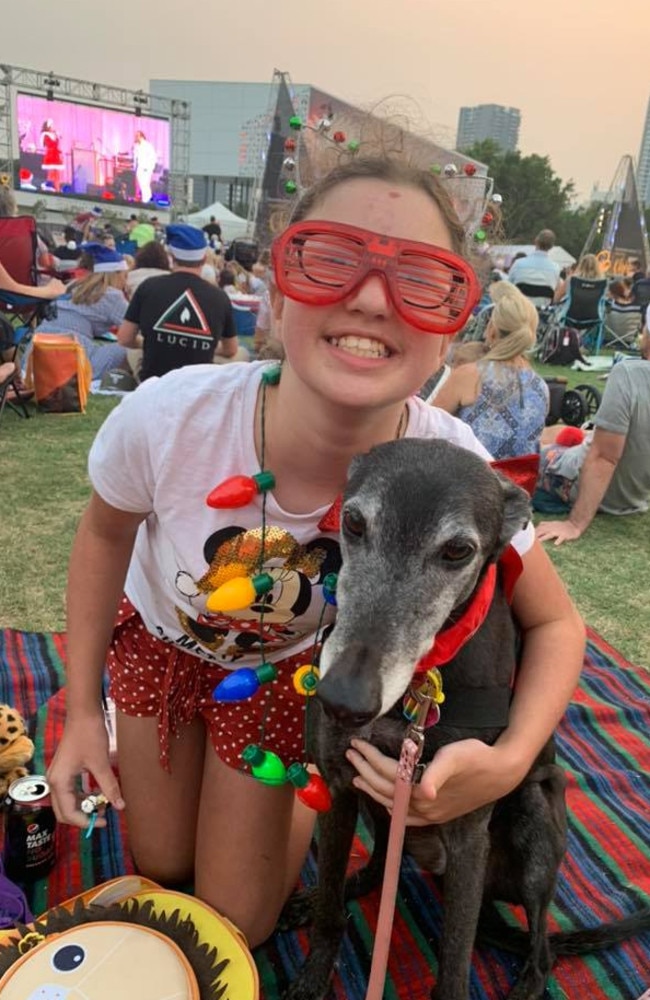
[397,251,474,332]
[282,229,364,297]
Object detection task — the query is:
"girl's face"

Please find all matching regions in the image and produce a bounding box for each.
[275,178,457,411]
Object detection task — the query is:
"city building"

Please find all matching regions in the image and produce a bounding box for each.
[637,95,650,208]
[456,104,521,153]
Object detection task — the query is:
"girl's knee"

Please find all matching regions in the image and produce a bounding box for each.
[131,848,193,889]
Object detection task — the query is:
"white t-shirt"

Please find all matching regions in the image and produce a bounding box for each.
[89,362,534,669]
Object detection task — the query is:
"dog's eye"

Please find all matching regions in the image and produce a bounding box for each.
[440,541,475,563]
[342,509,365,538]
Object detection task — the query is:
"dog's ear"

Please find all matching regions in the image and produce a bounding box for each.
[496,475,532,551]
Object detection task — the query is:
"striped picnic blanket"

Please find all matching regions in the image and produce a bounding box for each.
[0,627,648,999]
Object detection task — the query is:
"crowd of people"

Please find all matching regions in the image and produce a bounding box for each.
[1,154,646,948]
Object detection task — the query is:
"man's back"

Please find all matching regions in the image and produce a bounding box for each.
[508,251,560,299]
[596,359,650,514]
[125,271,235,381]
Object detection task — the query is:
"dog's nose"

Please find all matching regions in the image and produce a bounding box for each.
[316,664,381,729]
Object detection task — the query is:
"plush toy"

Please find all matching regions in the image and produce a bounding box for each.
[0,706,35,799]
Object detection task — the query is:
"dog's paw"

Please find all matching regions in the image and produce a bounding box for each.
[282,959,335,1000]
[277,887,318,930]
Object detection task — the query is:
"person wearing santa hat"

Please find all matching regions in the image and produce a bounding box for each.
[33,243,132,380]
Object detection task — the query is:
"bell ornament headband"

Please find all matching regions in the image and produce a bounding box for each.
[280,113,502,249]
[272,219,481,335]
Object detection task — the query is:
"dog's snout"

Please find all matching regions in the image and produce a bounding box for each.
[316,655,382,729]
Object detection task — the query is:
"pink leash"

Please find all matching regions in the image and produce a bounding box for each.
[362,708,650,1000]
[364,697,430,1000]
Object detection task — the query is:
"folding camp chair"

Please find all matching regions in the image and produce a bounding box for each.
[602,301,642,351]
[559,276,608,354]
[631,277,650,314]
[0,216,59,420]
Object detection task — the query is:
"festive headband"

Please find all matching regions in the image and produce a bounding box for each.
[277,113,502,251]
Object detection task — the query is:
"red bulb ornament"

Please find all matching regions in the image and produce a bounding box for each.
[206,471,275,509]
[287,763,332,811]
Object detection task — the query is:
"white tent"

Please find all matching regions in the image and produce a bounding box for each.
[186,200,250,242]
[490,244,576,270]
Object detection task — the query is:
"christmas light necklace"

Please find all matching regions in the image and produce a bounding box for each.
[204,364,412,811]
[205,363,332,812]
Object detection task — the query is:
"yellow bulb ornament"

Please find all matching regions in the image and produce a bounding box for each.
[206,572,274,613]
[293,664,320,696]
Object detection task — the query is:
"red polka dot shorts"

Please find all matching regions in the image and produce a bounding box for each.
[107,596,316,773]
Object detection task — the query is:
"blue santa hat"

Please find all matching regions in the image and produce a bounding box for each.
[166,224,207,262]
[81,242,127,273]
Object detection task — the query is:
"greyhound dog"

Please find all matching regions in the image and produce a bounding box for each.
[282,438,570,1000]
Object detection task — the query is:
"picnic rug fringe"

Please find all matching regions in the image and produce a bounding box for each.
[0,626,648,999]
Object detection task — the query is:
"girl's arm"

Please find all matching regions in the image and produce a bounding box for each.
[47,492,147,828]
[347,540,585,824]
[0,261,65,299]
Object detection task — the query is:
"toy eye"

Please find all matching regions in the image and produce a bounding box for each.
[51,943,86,972]
[440,541,475,564]
[342,509,365,538]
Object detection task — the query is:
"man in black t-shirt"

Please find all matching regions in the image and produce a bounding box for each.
[202,216,222,241]
[117,224,240,381]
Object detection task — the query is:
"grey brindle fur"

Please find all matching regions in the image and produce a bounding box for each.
[282,438,568,1000]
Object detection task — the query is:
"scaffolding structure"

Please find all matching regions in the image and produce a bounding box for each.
[582,154,650,274]
[0,64,191,217]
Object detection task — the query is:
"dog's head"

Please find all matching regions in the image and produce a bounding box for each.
[317,438,531,727]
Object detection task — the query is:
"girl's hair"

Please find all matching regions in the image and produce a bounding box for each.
[227,260,251,293]
[134,241,170,271]
[69,271,124,306]
[483,282,538,361]
[219,270,235,288]
[289,157,466,255]
[574,254,601,280]
[608,279,629,300]
[0,185,17,218]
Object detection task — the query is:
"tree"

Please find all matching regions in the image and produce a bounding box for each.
[461,140,575,243]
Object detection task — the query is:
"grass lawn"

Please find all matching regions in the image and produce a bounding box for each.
[0,380,648,667]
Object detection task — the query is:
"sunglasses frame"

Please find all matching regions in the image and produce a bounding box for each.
[272,219,481,335]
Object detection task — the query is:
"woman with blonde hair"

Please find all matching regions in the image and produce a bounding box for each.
[34,243,131,379]
[554,253,602,302]
[434,282,549,457]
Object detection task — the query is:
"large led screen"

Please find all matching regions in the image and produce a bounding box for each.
[16,93,171,206]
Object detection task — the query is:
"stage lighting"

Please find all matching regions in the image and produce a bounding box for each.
[133,90,149,115]
[44,73,60,101]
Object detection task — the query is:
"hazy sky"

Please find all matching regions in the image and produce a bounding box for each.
[5,0,650,201]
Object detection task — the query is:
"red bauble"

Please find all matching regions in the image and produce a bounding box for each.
[332,131,346,143]
[555,426,586,447]
[482,211,494,225]
[463,163,477,176]
[284,138,296,152]
[296,774,332,812]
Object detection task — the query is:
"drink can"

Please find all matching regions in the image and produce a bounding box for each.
[3,775,57,881]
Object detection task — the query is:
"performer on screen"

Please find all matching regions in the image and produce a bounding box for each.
[133,130,157,203]
[40,118,65,191]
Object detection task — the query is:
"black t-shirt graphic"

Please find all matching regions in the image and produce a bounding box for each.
[126,271,236,381]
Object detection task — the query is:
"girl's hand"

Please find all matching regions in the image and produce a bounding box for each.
[47,712,125,831]
[346,738,524,826]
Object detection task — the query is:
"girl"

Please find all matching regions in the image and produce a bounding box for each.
[433,282,550,457]
[47,157,585,948]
